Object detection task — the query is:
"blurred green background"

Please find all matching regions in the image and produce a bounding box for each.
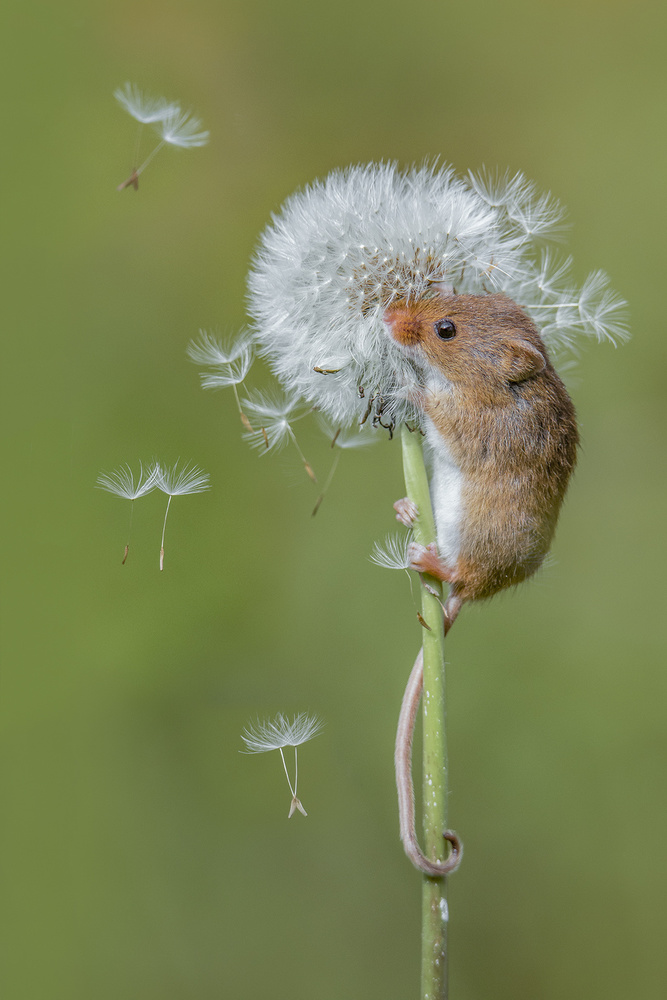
[2,0,665,997]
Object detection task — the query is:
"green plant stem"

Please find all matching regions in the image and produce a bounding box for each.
[400,423,449,1000]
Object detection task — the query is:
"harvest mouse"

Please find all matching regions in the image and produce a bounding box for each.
[384,291,579,876]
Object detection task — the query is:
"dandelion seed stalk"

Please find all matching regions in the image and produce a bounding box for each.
[400,423,450,1000]
[159,494,172,571]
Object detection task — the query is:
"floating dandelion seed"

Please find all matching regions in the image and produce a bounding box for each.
[96,462,158,563]
[187,331,255,429]
[241,713,323,818]
[153,461,210,571]
[242,389,317,482]
[114,82,209,191]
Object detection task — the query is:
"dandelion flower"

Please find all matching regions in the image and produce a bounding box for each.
[247,162,627,429]
[153,461,210,571]
[241,713,323,818]
[96,462,158,563]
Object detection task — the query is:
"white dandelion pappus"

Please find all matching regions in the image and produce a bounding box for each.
[114,82,177,124]
[247,162,628,429]
[240,389,318,483]
[241,389,304,451]
[157,106,210,148]
[154,461,211,496]
[187,330,254,367]
[241,712,324,752]
[153,461,211,571]
[198,354,253,390]
[187,332,254,389]
[188,331,256,430]
[370,533,412,571]
[96,461,158,500]
[468,168,567,240]
[241,713,323,819]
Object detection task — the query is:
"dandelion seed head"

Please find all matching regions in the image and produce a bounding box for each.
[241,712,323,753]
[247,162,628,428]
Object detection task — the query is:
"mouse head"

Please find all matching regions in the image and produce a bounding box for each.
[384,293,547,391]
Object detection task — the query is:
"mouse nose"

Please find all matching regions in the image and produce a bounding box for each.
[383,307,421,347]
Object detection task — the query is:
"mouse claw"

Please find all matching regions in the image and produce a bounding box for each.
[394,497,419,527]
[407,542,454,584]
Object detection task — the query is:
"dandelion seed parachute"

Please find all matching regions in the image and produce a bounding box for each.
[153,461,211,496]
[113,83,177,124]
[157,107,209,148]
[247,162,627,429]
[96,462,157,499]
[187,330,254,367]
[240,389,308,452]
[241,712,323,753]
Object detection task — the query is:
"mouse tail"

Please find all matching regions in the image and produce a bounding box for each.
[395,595,463,877]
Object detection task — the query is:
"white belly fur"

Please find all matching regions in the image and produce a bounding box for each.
[424,417,463,567]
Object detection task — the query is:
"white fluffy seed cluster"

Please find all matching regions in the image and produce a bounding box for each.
[246,162,627,428]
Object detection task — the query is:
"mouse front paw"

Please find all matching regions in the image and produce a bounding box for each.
[407,542,455,584]
[393,497,419,527]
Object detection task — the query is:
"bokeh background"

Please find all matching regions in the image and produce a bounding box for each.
[2,0,666,997]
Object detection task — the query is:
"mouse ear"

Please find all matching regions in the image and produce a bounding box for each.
[503,341,546,383]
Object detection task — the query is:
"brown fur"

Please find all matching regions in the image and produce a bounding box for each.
[385,293,579,603]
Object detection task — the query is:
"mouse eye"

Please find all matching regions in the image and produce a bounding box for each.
[433,318,456,340]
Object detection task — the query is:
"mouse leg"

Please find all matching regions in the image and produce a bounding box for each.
[407,541,456,584]
[408,543,464,636]
[394,499,457,585]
